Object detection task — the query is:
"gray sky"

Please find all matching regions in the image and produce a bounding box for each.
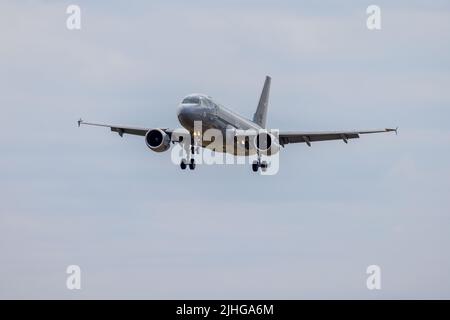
[1,0,450,299]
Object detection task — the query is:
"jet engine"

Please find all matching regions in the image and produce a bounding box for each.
[145,129,171,152]
[254,131,280,155]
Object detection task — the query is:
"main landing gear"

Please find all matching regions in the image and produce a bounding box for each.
[252,159,268,173]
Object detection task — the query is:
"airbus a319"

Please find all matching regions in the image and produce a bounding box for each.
[79,76,396,172]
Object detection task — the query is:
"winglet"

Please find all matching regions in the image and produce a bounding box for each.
[78,118,83,127]
[386,127,398,135]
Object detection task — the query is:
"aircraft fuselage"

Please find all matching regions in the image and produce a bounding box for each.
[177,94,262,155]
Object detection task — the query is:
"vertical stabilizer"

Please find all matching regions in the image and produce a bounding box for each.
[253,76,271,128]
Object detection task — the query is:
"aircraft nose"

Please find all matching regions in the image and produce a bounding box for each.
[177,103,193,118]
[176,103,185,117]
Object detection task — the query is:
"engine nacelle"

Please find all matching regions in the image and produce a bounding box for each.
[254,132,280,155]
[145,129,171,152]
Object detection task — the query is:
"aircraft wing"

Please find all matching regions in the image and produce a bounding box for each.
[278,128,397,147]
[77,119,169,137]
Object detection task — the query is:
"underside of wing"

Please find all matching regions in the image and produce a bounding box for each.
[279,128,397,147]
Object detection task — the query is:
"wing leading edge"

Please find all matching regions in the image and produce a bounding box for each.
[278,128,397,147]
[78,119,165,137]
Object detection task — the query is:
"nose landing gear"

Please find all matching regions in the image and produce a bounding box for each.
[180,140,197,171]
[180,159,187,170]
[188,158,196,170]
[180,157,196,170]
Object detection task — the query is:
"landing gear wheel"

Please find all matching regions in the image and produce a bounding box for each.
[189,158,196,170]
[251,160,269,173]
[260,161,268,172]
[252,161,259,172]
[180,159,187,170]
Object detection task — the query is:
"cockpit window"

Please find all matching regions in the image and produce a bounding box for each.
[182,96,200,104]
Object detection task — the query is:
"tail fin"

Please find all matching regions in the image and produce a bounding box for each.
[253,76,271,128]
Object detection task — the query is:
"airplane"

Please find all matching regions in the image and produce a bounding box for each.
[78,76,397,172]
